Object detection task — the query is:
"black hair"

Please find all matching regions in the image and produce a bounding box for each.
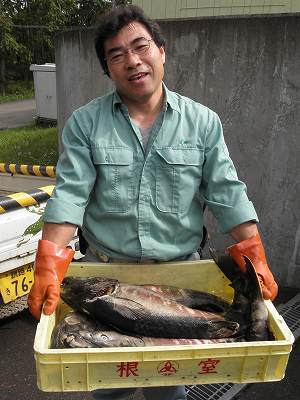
[95,5,166,75]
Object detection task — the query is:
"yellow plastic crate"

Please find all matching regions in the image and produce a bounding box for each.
[33,260,294,392]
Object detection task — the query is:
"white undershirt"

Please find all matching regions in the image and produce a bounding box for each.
[139,125,153,149]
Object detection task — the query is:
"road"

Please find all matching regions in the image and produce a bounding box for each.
[0,309,90,400]
[0,173,55,197]
[0,99,36,130]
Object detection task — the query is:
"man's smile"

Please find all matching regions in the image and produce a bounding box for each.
[128,72,149,81]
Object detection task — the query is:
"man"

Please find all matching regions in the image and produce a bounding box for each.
[28,5,278,400]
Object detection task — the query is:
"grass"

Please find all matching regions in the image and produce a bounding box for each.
[0,80,35,104]
[0,124,58,165]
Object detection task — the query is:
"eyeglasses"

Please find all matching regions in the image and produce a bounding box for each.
[105,37,154,65]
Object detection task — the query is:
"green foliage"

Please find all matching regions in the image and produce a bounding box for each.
[0,19,26,55]
[0,80,34,103]
[0,124,58,165]
[0,0,131,91]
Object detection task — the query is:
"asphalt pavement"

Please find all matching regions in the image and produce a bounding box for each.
[0,309,90,400]
[0,99,36,130]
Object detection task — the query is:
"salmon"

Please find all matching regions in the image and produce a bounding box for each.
[209,250,271,341]
[51,311,240,349]
[141,284,230,313]
[60,277,239,339]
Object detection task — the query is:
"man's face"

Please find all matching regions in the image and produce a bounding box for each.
[104,22,165,104]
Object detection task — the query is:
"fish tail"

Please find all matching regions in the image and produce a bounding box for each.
[208,320,240,338]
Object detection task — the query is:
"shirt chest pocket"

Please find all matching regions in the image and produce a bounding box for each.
[92,147,134,213]
[155,148,204,214]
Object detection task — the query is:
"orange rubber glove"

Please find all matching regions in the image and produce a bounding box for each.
[28,239,75,320]
[227,233,278,301]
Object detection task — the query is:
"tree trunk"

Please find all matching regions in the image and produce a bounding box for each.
[0,55,5,96]
[0,25,5,95]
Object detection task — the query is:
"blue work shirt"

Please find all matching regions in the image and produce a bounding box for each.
[43,85,258,261]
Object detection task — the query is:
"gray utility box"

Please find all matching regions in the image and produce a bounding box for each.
[29,63,57,122]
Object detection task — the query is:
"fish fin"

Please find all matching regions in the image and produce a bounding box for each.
[243,256,264,300]
[86,296,146,321]
[112,297,148,320]
[209,248,241,281]
[210,248,249,294]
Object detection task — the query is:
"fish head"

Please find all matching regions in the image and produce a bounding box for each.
[85,330,131,348]
[238,257,271,341]
[61,276,119,310]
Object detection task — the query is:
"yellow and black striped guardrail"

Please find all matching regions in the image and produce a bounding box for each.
[0,185,54,214]
[0,163,56,178]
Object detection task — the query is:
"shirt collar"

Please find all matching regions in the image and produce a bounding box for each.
[112,91,123,113]
[163,83,181,113]
[112,82,181,114]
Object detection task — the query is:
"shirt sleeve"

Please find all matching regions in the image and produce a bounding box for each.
[200,110,258,233]
[43,110,96,227]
